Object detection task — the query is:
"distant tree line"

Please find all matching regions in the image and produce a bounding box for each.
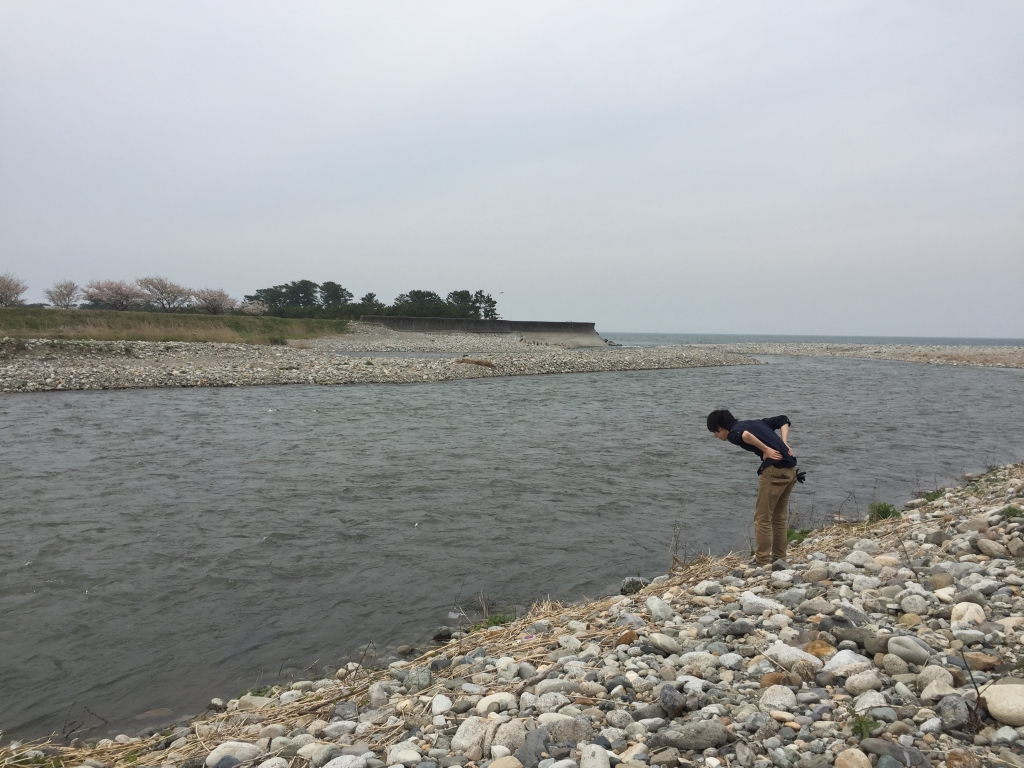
[244,281,499,319]
[0,272,500,320]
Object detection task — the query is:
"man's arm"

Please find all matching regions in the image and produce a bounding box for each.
[742,430,783,461]
[780,423,793,456]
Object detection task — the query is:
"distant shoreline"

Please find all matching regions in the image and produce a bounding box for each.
[1,324,1021,394]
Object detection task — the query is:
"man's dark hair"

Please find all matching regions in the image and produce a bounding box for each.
[706,409,737,433]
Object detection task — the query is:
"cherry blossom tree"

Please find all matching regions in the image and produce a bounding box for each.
[193,288,238,315]
[44,280,82,309]
[0,272,28,306]
[83,280,148,310]
[239,300,269,315]
[136,277,193,311]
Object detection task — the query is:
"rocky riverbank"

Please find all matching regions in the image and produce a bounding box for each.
[0,335,756,394]
[688,343,1024,370]
[3,323,1021,394]
[5,463,1024,768]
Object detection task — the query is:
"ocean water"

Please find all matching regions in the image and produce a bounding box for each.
[1,356,1023,738]
[602,332,1024,347]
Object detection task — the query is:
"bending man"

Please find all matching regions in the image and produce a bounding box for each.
[707,409,798,567]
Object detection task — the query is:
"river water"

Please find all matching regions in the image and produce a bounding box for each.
[2,355,1024,739]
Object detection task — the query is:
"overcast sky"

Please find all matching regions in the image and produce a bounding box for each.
[1,2,1022,337]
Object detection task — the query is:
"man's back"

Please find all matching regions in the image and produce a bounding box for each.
[727,416,797,474]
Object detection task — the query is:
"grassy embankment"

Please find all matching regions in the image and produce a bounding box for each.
[0,307,348,345]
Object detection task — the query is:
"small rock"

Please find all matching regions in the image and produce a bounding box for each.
[944,750,982,768]
[845,670,883,696]
[797,599,835,616]
[649,633,682,655]
[900,595,929,615]
[917,665,953,689]
[920,681,958,702]
[991,725,1019,746]
[621,577,649,595]
[951,603,985,624]
[833,749,871,768]
[764,644,823,671]
[882,654,909,676]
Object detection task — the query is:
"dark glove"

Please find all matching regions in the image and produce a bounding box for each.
[796,470,806,484]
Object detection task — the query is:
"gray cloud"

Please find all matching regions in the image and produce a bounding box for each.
[1,1,1021,336]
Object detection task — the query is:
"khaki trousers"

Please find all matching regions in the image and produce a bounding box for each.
[754,466,798,565]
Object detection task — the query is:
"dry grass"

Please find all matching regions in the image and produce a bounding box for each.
[0,308,348,345]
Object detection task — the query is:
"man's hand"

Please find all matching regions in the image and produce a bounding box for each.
[742,430,783,460]
[783,441,794,457]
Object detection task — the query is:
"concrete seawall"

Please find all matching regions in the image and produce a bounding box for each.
[359,316,609,347]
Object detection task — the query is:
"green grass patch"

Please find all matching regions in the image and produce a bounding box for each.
[470,613,516,632]
[868,502,900,522]
[787,527,812,544]
[849,714,882,739]
[0,307,347,345]
[924,489,946,502]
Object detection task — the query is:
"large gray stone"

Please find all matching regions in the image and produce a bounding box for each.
[405,667,433,693]
[740,591,786,614]
[659,684,686,717]
[535,692,570,713]
[297,744,341,768]
[536,714,587,745]
[579,744,610,768]
[322,758,366,768]
[858,739,929,767]
[513,727,550,768]
[492,721,528,754]
[977,538,1007,558]
[823,649,872,672]
[451,717,489,754]
[535,679,581,696]
[764,643,824,671]
[652,721,729,751]
[936,696,969,731]
[983,685,1024,727]
[646,597,674,622]
[759,685,797,713]
[887,636,931,665]
[206,743,263,768]
[797,598,835,616]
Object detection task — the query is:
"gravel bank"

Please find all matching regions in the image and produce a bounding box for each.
[6,462,1024,768]
[686,343,1024,369]
[0,335,755,394]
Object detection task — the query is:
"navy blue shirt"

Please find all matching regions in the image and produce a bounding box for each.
[727,415,797,474]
